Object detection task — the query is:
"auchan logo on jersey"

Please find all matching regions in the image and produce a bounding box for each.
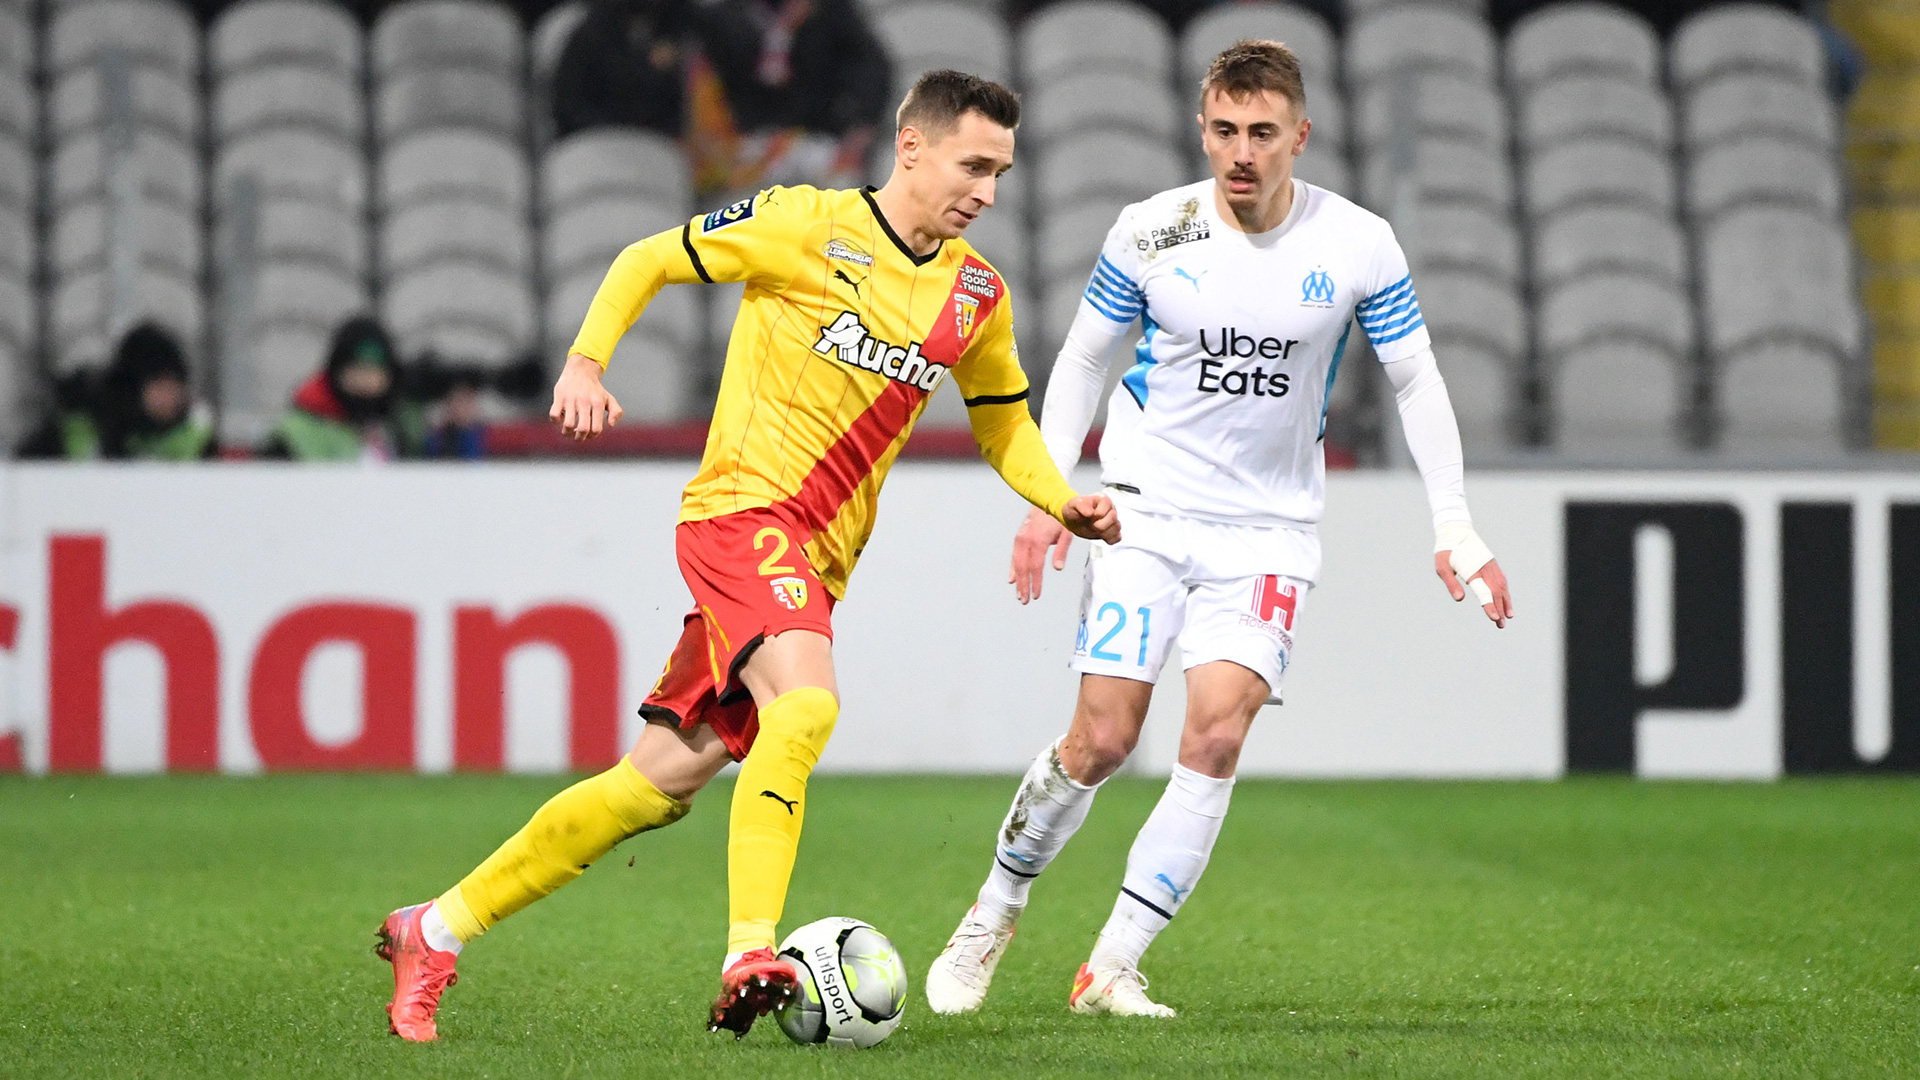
[813,311,950,392]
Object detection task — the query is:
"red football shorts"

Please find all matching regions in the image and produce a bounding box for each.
[639,507,836,761]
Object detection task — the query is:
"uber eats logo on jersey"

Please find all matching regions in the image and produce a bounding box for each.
[1197,328,1298,398]
[813,311,949,391]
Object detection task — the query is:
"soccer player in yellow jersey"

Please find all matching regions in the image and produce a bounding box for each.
[374,70,1121,1042]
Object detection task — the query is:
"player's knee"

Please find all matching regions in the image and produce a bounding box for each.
[1181,725,1246,777]
[1076,722,1139,780]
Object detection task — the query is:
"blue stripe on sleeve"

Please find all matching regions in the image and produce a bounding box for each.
[1357,274,1413,312]
[1082,283,1136,323]
[1367,316,1426,346]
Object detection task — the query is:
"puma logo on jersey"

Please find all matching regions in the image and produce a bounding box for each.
[812,311,950,392]
[1174,267,1207,291]
[832,268,863,295]
[760,790,798,813]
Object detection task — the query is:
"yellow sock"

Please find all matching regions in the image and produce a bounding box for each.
[435,755,689,944]
[726,686,838,954]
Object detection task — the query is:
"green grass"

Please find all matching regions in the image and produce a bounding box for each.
[3,775,1918,1078]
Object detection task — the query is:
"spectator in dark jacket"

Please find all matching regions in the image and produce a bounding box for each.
[258,316,423,462]
[552,0,691,139]
[16,322,216,460]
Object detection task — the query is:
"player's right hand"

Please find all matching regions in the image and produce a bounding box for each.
[1061,494,1121,545]
[1008,506,1072,604]
[551,352,623,440]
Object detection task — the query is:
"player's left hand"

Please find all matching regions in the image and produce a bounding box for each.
[1436,553,1514,629]
[1061,494,1121,546]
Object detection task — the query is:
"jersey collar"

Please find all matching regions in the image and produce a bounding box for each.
[862,186,943,267]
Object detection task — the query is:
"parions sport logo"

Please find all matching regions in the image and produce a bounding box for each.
[812,311,950,391]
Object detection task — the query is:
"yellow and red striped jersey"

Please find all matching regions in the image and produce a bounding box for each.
[571,184,1074,598]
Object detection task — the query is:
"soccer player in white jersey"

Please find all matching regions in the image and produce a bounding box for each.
[924,40,1517,1018]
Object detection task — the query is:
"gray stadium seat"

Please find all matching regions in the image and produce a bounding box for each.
[1516,76,1671,150]
[1298,80,1345,151]
[385,264,536,363]
[1681,74,1838,149]
[1505,3,1660,88]
[53,130,201,210]
[546,272,696,420]
[1700,206,1861,364]
[252,260,368,331]
[1362,137,1513,213]
[222,321,335,439]
[52,66,199,142]
[217,197,368,277]
[1292,153,1353,198]
[1357,73,1506,152]
[1521,138,1674,218]
[1034,130,1183,209]
[50,0,199,77]
[545,197,686,284]
[531,0,589,87]
[0,69,30,143]
[0,205,29,278]
[1670,4,1825,90]
[1181,2,1337,87]
[1020,0,1172,84]
[380,130,529,211]
[0,268,31,349]
[215,128,367,208]
[1538,271,1693,362]
[1717,342,1845,453]
[372,0,523,79]
[877,2,1012,85]
[1418,269,1527,366]
[1552,341,1688,454]
[211,0,362,78]
[52,267,203,368]
[1686,137,1845,219]
[0,4,28,75]
[376,69,525,143]
[1433,340,1513,454]
[1345,7,1496,85]
[541,130,690,213]
[383,199,531,278]
[213,66,362,141]
[0,136,28,210]
[52,199,202,277]
[1532,206,1686,289]
[1025,73,1180,143]
[1409,203,1520,284]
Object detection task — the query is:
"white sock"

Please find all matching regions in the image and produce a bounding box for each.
[1088,763,1234,973]
[421,901,464,955]
[974,738,1101,930]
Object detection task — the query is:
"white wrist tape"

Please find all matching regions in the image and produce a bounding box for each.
[1434,520,1496,605]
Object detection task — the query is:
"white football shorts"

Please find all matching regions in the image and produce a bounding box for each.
[1070,507,1315,703]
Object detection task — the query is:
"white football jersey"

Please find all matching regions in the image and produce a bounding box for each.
[1076,178,1430,530]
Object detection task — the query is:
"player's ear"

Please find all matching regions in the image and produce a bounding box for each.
[896,125,920,166]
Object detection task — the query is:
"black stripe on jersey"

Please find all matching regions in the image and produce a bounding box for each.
[862,186,942,267]
[1121,887,1174,919]
[995,857,1039,879]
[681,223,713,283]
[963,390,1029,407]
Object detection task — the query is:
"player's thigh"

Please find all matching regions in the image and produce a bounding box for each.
[1178,572,1307,707]
[738,628,838,706]
[629,721,735,803]
[1176,661,1273,777]
[1070,542,1186,685]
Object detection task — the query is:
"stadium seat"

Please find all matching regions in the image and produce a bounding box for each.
[50,0,199,77]
[0,3,27,76]
[0,204,28,279]
[221,321,333,440]
[1020,0,1173,84]
[1433,340,1514,454]
[1025,72,1180,144]
[211,0,362,78]
[213,66,362,142]
[1686,137,1845,219]
[0,68,26,144]
[1409,202,1520,284]
[1550,340,1689,454]
[1361,136,1513,213]
[1181,2,1337,88]
[0,136,29,210]
[216,196,368,277]
[251,261,368,332]
[1345,7,1497,85]
[51,129,201,219]
[545,271,696,419]
[877,2,1012,85]
[215,128,367,208]
[1418,270,1527,368]
[1531,206,1686,289]
[52,267,203,369]
[1680,73,1839,149]
[529,0,588,145]
[1538,271,1694,364]
[1700,206,1862,365]
[383,199,531,279]
[376,68,526,143]
[1356,72,1506,152]
[1504,3,1660,89]
[1034,130,1184,210]
[380,130,529,212]
[541,130,690,214]
[51,65,199,143]
[385,264,536,364]
[1521,138,1675,218]
[543,196,684,284]
[1516,77,1672,150]
[1717,342,1846,453]
[372,0,523,80]
[1292,152,1352,198]
[1670,4,1826,90]
[52,199,201,278]
[0,265,31,351]
[1037,197,1132,285]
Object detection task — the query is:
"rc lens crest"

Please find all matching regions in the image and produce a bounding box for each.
[771,576,810,611]
[953,293,980,340]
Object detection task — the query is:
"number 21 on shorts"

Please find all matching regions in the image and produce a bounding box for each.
[1087,602,1153,667]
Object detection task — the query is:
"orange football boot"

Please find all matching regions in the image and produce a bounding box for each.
[374,903,459,1042]
[707,948,800,1038]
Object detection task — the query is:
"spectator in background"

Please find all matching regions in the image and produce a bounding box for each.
[259,316,423,462]
[16,322,216,460]
[685,0,891,194]
[552,0,691,139]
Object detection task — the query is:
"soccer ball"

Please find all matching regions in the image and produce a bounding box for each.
[774,916,908,1048]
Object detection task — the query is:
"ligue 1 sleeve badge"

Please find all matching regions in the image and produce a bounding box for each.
[771,576,810,611]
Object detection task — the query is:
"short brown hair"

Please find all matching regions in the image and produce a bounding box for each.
[896,69,1021,139]
[1200,39,1306,114]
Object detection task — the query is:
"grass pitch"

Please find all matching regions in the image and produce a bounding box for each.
[2,774,1918,1078]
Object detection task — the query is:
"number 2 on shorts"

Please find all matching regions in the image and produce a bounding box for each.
[1089,603,1153,666]
[754,527,796,576]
